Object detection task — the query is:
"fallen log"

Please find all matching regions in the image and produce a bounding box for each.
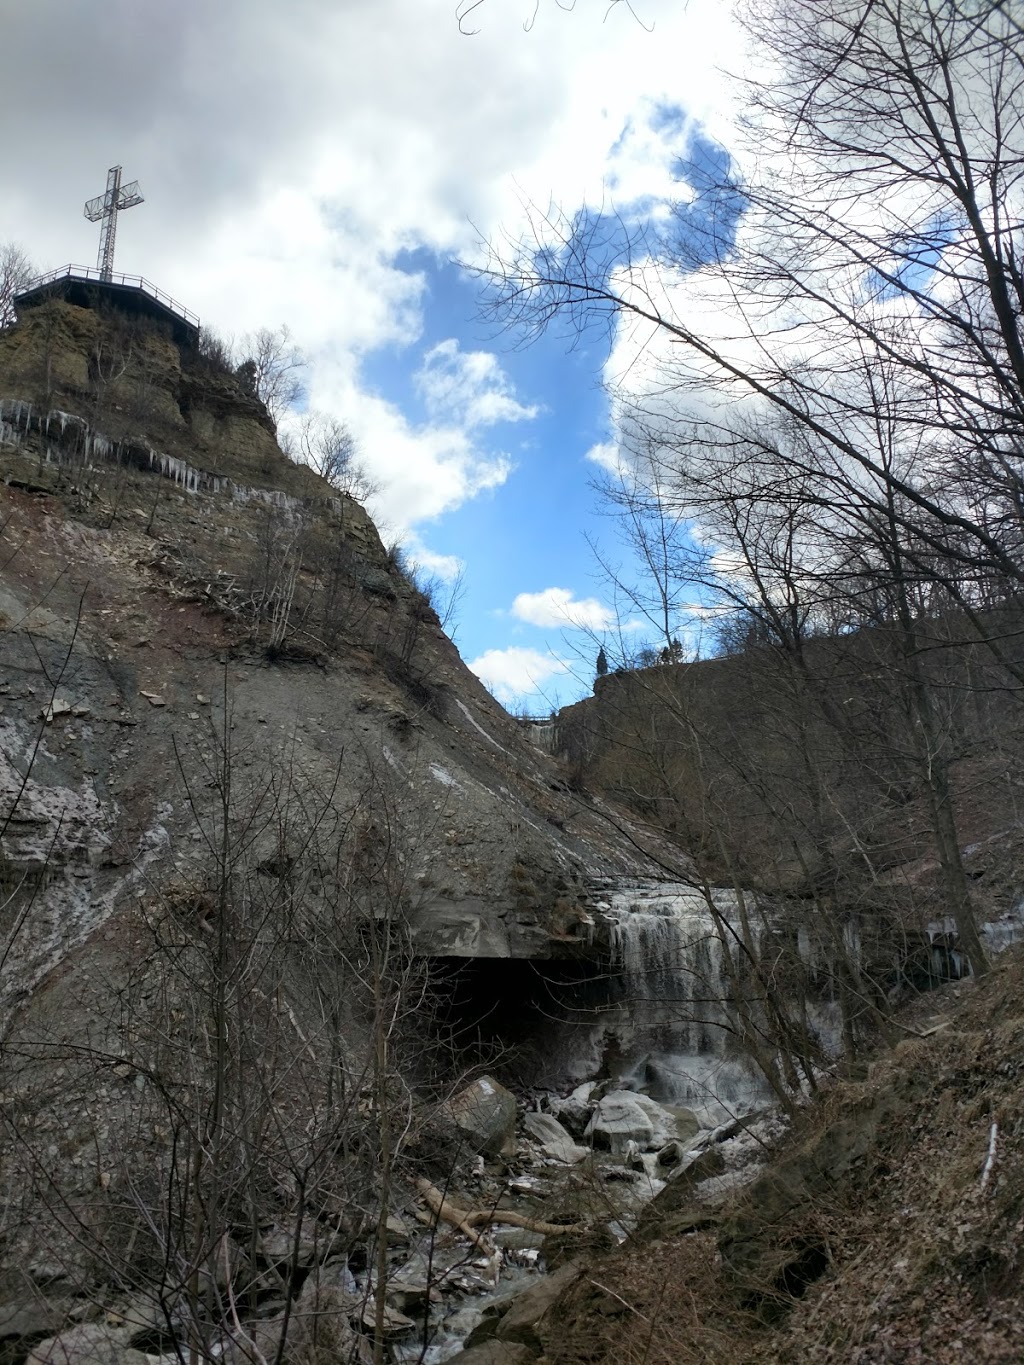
[414,1178,495,1257]
[464,1207,589,1235]
[414,1179,588,1240]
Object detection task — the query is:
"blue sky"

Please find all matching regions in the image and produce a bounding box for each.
[359,248,620,702]
[0,0,748,708]
[343,114,743,708]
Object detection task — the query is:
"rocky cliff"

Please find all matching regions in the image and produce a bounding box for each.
[0,301,691,1016]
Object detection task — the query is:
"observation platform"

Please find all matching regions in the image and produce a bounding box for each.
[14,264,200,349]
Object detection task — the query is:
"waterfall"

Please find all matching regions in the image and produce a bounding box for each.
[596,882,830,1119]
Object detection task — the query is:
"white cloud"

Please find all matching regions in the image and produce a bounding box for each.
[0,0,748,568]
[511,586,615,631]
[300,360,513,535]
[468,646,571,705]
[403,540,464,582]
[362,409,512,534]
[584,440,624,474]
[416,340,539,429]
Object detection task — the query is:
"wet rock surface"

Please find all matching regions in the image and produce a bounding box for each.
[521,1112,589,1164]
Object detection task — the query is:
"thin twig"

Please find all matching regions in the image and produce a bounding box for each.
[588,1279,649,1322]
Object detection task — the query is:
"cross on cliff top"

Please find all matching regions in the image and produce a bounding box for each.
[83,166,144,282]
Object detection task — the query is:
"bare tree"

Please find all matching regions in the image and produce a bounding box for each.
[0,681,452,1364]
[294,411,377,501]
[235,325,306,428]
[0,242,35,328]
[480,0,1024,974]
[195,325,235,374]
[480,1,1024,597]
[455,0,650,35]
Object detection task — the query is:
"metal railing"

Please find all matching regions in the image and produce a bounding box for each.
[22,264,200,329]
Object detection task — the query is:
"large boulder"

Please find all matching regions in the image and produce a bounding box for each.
[446,1076,518,1157]
[548,1082,598,1139]
[287,1286,359,1364]
[522,1112,589,1164]
[0,1300,84,1364]
[494,1261,585,1353]
[635,1145,728,1240]
[584,1090,696,1155]
[585,1092,653,1154]
[220,1285,359,1365]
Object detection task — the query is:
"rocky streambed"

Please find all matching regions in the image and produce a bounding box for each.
[416,1077,786,1363]
[0,1076,784,1365]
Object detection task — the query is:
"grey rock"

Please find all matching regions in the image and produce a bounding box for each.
[522,1112,589,1164]
[547,1095,591,1139]
[460,1281,533,1351]
[0,1299,77,1341]
[634,1145,728,1240]
[495,1260,584,1351]
[655,1139,691,1169]
[585,1091,698,1155]
[26,1324,151,1365]
[584,1092,654,1154]
[298,1259,358,1306]
[696,1110,766,1147]
[662,1103,701,1141]
[221,1283,359,1365]
[385,1213,412,1245]
[287,1284,359,1363]
[384,1252,437,1313]
[357,1300,417,1335]
[260,1220,344,1265]
[446,1075,518,1157]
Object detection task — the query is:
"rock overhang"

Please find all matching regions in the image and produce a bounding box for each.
[405,896,602,960]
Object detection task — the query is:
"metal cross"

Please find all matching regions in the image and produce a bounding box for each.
[83,166,144,281]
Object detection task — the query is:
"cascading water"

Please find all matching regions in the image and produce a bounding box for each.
[596,882,785,1121]
[594,884,1024,1121]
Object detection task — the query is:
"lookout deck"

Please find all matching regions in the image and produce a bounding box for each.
[14,264,200,348]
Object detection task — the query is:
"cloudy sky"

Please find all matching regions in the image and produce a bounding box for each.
[0,0,747,708]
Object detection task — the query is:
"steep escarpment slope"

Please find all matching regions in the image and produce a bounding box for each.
[0,302,691,1014]
[0,300,706,1360]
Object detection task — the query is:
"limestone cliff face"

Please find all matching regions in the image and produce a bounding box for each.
[0,300,323,494]
[0,306,687,1034]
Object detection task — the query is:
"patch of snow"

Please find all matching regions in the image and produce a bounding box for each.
[985,904,1024,954]
[455,699,509,755]
[0,725,170,1037]
[429,763,463,792]
[693,1166,762,1204]
[382,745,404,774]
